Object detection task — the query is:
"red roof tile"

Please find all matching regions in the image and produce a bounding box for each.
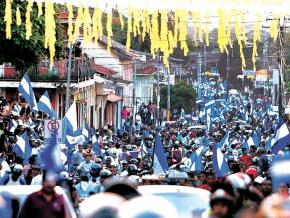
[94,64,117,76]
[137,66,157,75]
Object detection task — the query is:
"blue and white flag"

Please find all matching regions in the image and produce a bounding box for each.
[38,91,56,118]
[213,143,229,178]
[219,130,229,148]
[18,73,38,112]
[190,145,203,172]
[40,132,63,173]
[153,133,169,175]
[12,131,32,164]
[82,123,90,141]
[12,105,21,116]
[66,134,85,147]
[92,134,103,157]
[63,100,78,143]
[272,116,290,154]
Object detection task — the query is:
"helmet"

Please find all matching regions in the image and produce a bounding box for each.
[127,164,138,176]
[210,189,234,204]
[100,169,113,180]
[90,163,102,178]
[129,158,139,165]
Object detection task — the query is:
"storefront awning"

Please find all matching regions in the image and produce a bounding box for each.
[107,93,122,102]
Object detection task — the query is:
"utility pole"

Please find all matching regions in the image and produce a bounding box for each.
[156,50,160,127]
[167,67,171,121]
[278,17,285,115]
[226,51,229,96]
[65,44,73,113]
[197,52,202,99]
[204,44,207,72]
[133,60,137,122]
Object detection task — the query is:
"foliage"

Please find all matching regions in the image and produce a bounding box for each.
[160,81,196,113]
[0,2,65,71]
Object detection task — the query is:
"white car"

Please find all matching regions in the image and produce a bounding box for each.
[0,185,77,218]
[138,185,210,218]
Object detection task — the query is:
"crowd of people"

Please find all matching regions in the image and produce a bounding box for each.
[0,77,290,217]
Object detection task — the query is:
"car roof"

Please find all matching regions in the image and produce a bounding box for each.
[138,185,210,197]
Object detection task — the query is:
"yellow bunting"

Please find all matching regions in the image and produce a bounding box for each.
[4,0,13,39]
[217,9,227,53]
[92,7,103,42]
[150,11,160,58]
[119,13,124,30]
[83,7,92,45]
[44,2,56,69]
[205,12,209,46]
[73,6,84,43]
[132,9,141,37]
[252,13,261,71]
[233,9,246,69]
[25,0,32,40]
[198,12,204,43]
[37,2,43,18]
[67,3,73,46]
[160,10,169,67]
[16,6,21,26]
[126,8,133,51]
[106,10,113,51]
[179,10,189,56]
[270,16,278,41]
[191,11,198,45]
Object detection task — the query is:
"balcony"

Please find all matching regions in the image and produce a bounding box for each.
[0,59,80,82]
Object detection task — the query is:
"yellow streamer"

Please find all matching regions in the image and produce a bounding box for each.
[252,13,261,71]
[126,8,133,51]
[92,7,103,42]
[4,0,13,39]
[119,13,124,30]
[73,6,84,43]
[83,7,92,45]
[44,2,56,69]
[37,2,43,18]
[270,16,278,41]
[106,11,113,51]
[16,6,21,26]
[25,0,32,40]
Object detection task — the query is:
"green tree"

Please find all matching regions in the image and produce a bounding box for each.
[160,81,196,113]
[0,2,65,71]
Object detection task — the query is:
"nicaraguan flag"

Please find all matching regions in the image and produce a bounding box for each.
[66,134,85,147]
[12,105,21,116]
[190,145,203,172]
[153,133,169,175]
[219,130,229,148]
[38,91,56,118]
[92,134,103,157]
[213,143,229,178]
[18,73,38,112]
[272,116,290,154]
[62,100,78,141]
[12,131,32,164]
[40,132,63,173]
[82,123,90,141]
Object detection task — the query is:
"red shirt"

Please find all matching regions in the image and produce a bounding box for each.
[121,109,129,119]
[19,190,66,218]
[239,154,252,169]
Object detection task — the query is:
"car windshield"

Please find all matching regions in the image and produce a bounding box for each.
[154,192,209,217]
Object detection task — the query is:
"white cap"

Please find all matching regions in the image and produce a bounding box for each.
[285,107,290,115]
